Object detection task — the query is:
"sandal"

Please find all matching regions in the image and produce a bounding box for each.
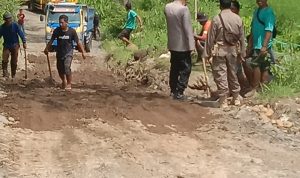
[65,85,72,91]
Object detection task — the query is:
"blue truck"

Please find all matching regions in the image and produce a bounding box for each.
[41,2,95,52]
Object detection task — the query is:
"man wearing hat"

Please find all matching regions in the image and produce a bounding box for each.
[194,12,211,65]
[0,12,26,79]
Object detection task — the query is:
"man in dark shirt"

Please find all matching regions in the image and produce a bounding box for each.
[44,15,86,91]
[0,12,26,79]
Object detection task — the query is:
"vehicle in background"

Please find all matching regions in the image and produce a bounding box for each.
[40,1,95,52]
[28,0,77,13]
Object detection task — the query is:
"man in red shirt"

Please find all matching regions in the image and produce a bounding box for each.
[17,8,25,34]
[194,12,211,65]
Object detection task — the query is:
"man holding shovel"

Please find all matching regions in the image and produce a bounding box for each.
[44,15,86,91]
[0,12,26,80]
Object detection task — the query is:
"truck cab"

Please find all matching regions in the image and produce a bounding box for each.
[41,2,94,52]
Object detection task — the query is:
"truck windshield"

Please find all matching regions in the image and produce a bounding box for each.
[48,12,80,24]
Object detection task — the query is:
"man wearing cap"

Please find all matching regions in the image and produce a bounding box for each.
[0,12,26,79]
[194,12,211,65]
[165,0,194,100]
[204,0,246,107]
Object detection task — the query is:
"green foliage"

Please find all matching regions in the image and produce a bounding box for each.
[259,53,300,100]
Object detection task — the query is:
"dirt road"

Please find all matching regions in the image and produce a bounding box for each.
[0,9,300,178]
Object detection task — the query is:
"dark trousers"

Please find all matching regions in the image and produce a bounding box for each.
[169,51,192,94]
[2,45,20,78]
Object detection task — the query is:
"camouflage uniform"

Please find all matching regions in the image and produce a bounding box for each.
[203,9,246,102]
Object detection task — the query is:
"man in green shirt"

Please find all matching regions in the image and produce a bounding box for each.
[247,0,276,96]
[118,2,143,46]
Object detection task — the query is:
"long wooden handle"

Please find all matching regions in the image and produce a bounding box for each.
[46,54,53,79]
[24,49,27,79]
[202,57,210,97]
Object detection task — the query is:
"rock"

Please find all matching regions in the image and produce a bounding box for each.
[271,120,277,124]
[251,105,260,112]
[264,108,274,117]
[283,121,293,128]
[235,108,258,120]
[260,113,270,123]
[261,107,268,113]
[159,52,170,59]
[0,90,7,98]
[276,120,284,128]
[296,98,300,104]
[8,117,15,122]
[280,114,289,122]
[0,115,9,124]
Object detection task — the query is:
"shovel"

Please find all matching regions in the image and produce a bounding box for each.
[46,53,53,79]
[202,57,211,97]
[45,53,56,85]
[24,49,27,79]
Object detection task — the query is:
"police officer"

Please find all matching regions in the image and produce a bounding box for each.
[203,0,246,107]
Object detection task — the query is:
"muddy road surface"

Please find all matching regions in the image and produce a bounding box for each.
[0,9,300,178]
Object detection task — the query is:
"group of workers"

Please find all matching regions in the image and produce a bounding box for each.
[165,0,276,107]
[0,0,276,108]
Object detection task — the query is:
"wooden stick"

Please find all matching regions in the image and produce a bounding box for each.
[202,57,210,97]
[46,54,53,79]
[24,49,27,79]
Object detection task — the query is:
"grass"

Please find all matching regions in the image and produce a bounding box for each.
[259,84,297,101]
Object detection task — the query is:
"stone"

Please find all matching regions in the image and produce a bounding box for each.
[271,120,277,124]
[159,52,170,59]
[260,113,270,123]
[276,120,284,128]
[280,114,289,122]
[251,105,260,113]
[8,117,15,122]
[0,115,9,124]
[264,108,274,117]
[235,108,258,121]
[283,121,293,128]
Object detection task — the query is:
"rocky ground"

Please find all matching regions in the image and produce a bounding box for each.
[0,9,299,178]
